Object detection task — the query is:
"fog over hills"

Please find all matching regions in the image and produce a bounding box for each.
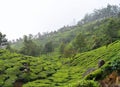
[0,0,119,40]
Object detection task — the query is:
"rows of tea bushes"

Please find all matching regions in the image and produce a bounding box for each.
[0,40,120,86]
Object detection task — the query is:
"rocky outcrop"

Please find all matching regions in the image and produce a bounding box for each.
[100,71,120,87]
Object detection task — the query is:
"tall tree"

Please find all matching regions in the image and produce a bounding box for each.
[43,41,54,54]
[105,18,120,43]
[20,35,41,56]
[74,33,86,52]
[59,42,66,54]
[0,32,8,48]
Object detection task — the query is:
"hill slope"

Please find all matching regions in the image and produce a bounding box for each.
[11,4,120,55]
[1,40,120,87]
[2,5,120,86]
[10,16,120,58]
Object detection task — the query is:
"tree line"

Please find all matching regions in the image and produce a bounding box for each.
[78,4,120,25]
[1,4,120,57]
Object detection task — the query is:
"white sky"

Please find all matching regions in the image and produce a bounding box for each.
[0,0,119,40]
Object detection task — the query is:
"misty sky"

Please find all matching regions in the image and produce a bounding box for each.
[0,0,119,40]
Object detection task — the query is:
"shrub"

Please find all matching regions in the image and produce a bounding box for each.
[73,80,100,87]
[85,69,103,80]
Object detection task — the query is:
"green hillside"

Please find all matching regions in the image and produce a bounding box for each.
[10,16,120,58]
[1,4,120,87]
[0,40,120,87]
[11,5,120,56]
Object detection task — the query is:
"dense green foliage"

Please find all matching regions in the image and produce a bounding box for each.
[0,40,120,86]
[11,5,120,57]
[20,35,41,56]
[0,32,8,48]
[1,4,120,87]
[73,80,99,87]
[78,4,120,25]
[11,16,120,57]
[43,41,54,54]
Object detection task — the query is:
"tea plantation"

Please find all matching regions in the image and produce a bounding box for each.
[0,40,120,87]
